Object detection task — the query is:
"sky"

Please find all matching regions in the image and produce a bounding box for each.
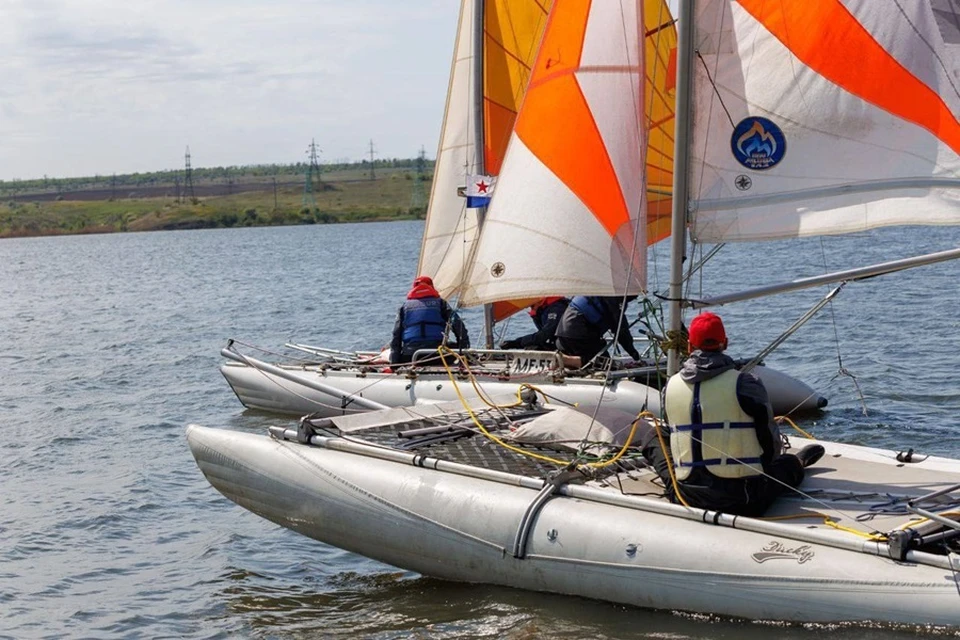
[0,0,460,181]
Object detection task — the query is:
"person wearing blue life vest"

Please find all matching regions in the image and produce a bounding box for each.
[642,312,824,516]
[554,295,641,367]
[500,297,569,351]
[390,275,469,366]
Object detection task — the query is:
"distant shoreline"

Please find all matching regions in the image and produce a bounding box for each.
[0,165,431,239]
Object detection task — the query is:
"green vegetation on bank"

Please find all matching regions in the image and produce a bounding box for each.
[0,160,434,239]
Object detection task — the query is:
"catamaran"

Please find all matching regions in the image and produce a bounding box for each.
[189,0,960,626]
[218,0,824,420]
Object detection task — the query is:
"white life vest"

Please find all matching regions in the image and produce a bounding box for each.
[664,369,764,480]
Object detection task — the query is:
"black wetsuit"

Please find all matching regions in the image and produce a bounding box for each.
[502,298,569,350]
[554,296,640,364]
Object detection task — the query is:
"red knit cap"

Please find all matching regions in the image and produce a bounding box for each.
[688,312,727,351]
[413,275,434,287]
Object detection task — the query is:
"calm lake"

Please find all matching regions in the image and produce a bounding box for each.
[2,220,959,638]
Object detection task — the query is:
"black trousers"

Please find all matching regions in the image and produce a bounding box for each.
[641,431,804,517]
[555,335,608,364]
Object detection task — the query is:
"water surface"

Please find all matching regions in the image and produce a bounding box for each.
[2,221,958,638]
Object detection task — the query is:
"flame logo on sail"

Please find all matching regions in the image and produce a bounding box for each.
[737,122,777,156]
[730,116,786,170]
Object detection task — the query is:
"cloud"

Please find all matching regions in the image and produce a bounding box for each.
[0,0,458,179]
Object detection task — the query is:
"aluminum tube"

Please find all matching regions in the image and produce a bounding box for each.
[270,426,548,490]
[666,0,695,376]
[694,247,960,308]
[222,347,389,411]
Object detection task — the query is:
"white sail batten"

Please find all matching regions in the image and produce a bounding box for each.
[416,0,482,298]
[689,0,960,243]
[461,0,648,307]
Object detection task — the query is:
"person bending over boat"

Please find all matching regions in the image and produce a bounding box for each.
[642,312,824,517]
[500,297,569,351]
[554,295,641,368]
[390,275,470,366]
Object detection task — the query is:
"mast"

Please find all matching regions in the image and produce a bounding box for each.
[666,0,695,376]
[472,0,495,348]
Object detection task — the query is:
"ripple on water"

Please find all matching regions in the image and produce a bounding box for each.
[2,224,960,639]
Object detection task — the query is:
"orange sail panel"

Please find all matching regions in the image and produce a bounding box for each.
[461,0,649,307]
[483,0,553,176]
[643,0,676,245]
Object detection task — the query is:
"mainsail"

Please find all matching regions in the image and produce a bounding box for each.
[689,0,960,243]
[461,0,654,307]
[417,0,551,303]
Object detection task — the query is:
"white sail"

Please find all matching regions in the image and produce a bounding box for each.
[416,0,482,298]
[417,0,552,310]
[461,0,649,306]
[689,0,960,243]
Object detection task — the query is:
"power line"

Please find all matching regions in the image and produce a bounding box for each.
[367,139,377,180]
[303,138,323,209]
[181,146,195,203]
[410,145,427,212]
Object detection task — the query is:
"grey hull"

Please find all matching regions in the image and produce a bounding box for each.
[187,425,960,626]
[221,361,824,418]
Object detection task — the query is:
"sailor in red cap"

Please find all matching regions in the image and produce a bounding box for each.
[643,312,823,516]
[390,275,470,366]
[500,297,569,351]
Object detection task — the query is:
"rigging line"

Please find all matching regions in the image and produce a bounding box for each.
[694,51,736,130]
[229,338,318,364]
[893,0,960,103]
[684,430,889,539]
[679,242,724,307]
[818,238,868,415]
[225,343,377,413]
[691,2,733,225]
[682,6,732,332]
[949,541,960,600]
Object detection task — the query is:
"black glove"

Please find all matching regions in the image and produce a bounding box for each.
[501,338,522,350]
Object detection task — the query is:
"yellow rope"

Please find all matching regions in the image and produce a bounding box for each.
[434,347,574,466]
[436,346,541,409]
[660,328,688,355]
[434,346,650,470]
[759,512,885,540]
[651,414,692,507]
[586,410,655,469]
[888,510,960,531]
[776,414,815,440]
[823,517,888,541]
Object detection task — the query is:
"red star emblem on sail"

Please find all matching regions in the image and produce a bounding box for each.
[475,180,489,193]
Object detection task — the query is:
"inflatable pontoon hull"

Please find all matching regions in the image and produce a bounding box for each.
[187,425,960,625]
